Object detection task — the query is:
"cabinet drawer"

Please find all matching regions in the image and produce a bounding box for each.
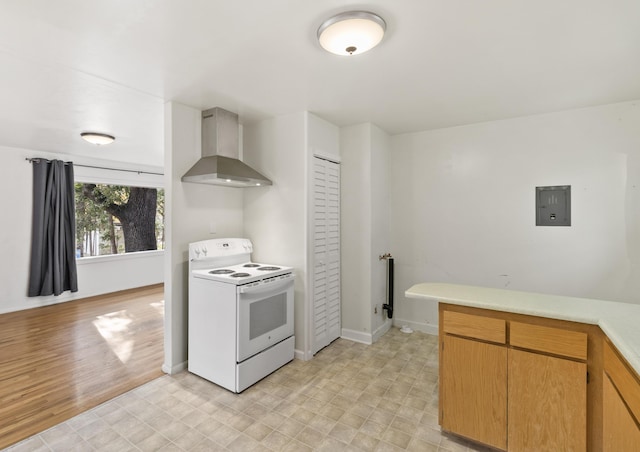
[510,322,587,360]
[443,310,506,344]
[604,340,640,423]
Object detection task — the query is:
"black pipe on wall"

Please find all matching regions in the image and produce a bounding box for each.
[382,257,394,319]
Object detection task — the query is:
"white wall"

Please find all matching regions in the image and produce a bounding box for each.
[340,123,392,342]
[390,100,640,333]
[163,102,243,373]
[0,145,164,314]
[307,113,341,162]
[243,112,308,355]
[370,124,392,336]
[341,124,372,336]
[243,112,340,358]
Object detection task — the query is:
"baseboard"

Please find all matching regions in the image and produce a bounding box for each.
[341,328,373,345]
[162,360,187,375]
[0,283,164,315]
[392,317,439,336]
[373,320,392,343]
[294,348,312,361]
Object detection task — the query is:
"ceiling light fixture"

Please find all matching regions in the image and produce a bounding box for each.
[80,132,115,145]
[317,11,386,56]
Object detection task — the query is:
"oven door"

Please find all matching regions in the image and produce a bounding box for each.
[236,274,294,362]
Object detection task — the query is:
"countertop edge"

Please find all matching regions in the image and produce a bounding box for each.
[405,282,640,376]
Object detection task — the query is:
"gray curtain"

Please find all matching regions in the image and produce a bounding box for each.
[28,159,78,297]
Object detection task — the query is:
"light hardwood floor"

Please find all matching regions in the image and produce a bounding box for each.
[0,285,165,449]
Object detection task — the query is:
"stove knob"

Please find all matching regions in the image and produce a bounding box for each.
[202,248,208,256]
[194,249,201,258]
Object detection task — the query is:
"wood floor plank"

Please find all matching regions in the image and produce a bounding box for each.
[0,285,164,449]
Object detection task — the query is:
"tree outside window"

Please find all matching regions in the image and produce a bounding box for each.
[75,183,165,257]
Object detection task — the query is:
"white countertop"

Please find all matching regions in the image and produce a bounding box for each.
[405,282,640,376]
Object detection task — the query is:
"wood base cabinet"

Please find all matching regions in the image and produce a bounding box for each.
[508,349,586,451]
[603,374,640,451]
[439,305,588,452]
[603,340,640,452]
[441,335,507,450]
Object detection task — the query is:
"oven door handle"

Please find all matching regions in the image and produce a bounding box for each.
[238,275,293,294]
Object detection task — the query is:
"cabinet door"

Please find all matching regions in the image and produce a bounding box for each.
[508,349,586,452]
[603,373,640,451]
[441,335,507,450]
[311,157,340,354]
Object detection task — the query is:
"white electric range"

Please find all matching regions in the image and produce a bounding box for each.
[188,238,295,393]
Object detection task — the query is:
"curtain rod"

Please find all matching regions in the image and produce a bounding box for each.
[25,158,164,176]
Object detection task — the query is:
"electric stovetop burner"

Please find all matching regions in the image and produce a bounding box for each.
[230,272,251,278]
[258,266,281,271]
[209,269,234,275]
[243,264,260,268]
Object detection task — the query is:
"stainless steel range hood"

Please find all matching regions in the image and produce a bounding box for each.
[181,107,272,187]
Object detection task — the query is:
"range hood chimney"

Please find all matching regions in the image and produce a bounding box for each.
[181,107,272,187]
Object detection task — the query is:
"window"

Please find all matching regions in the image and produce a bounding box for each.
[75,183,165,258]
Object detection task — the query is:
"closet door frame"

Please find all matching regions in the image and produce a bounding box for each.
[310,155,341,356]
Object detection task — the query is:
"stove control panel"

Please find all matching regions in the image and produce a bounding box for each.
[189,238,253,261]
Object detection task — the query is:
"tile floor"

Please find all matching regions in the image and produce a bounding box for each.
[5,328,489,452]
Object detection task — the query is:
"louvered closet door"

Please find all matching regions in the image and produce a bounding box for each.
[312,157,340,355]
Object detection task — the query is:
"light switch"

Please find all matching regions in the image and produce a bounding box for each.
[536,186,571,226]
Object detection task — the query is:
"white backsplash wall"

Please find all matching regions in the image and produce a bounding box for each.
[243,112,308,356]
[163,102,244,373]
[390,99,640,333]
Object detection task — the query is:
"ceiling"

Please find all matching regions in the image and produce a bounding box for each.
[1,0,639,166]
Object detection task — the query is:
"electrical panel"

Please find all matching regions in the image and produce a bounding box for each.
[536,186,571,226]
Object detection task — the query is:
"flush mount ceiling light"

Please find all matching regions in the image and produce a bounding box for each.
[317,11,386,56]
[80,132,115,145]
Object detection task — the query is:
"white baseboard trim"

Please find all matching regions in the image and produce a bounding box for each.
[341,328,373,345]
[294,348,312,361]
[392,318,439,336]
[341,320,395,346]
[373,320,392,343]
[162,361,187,375]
